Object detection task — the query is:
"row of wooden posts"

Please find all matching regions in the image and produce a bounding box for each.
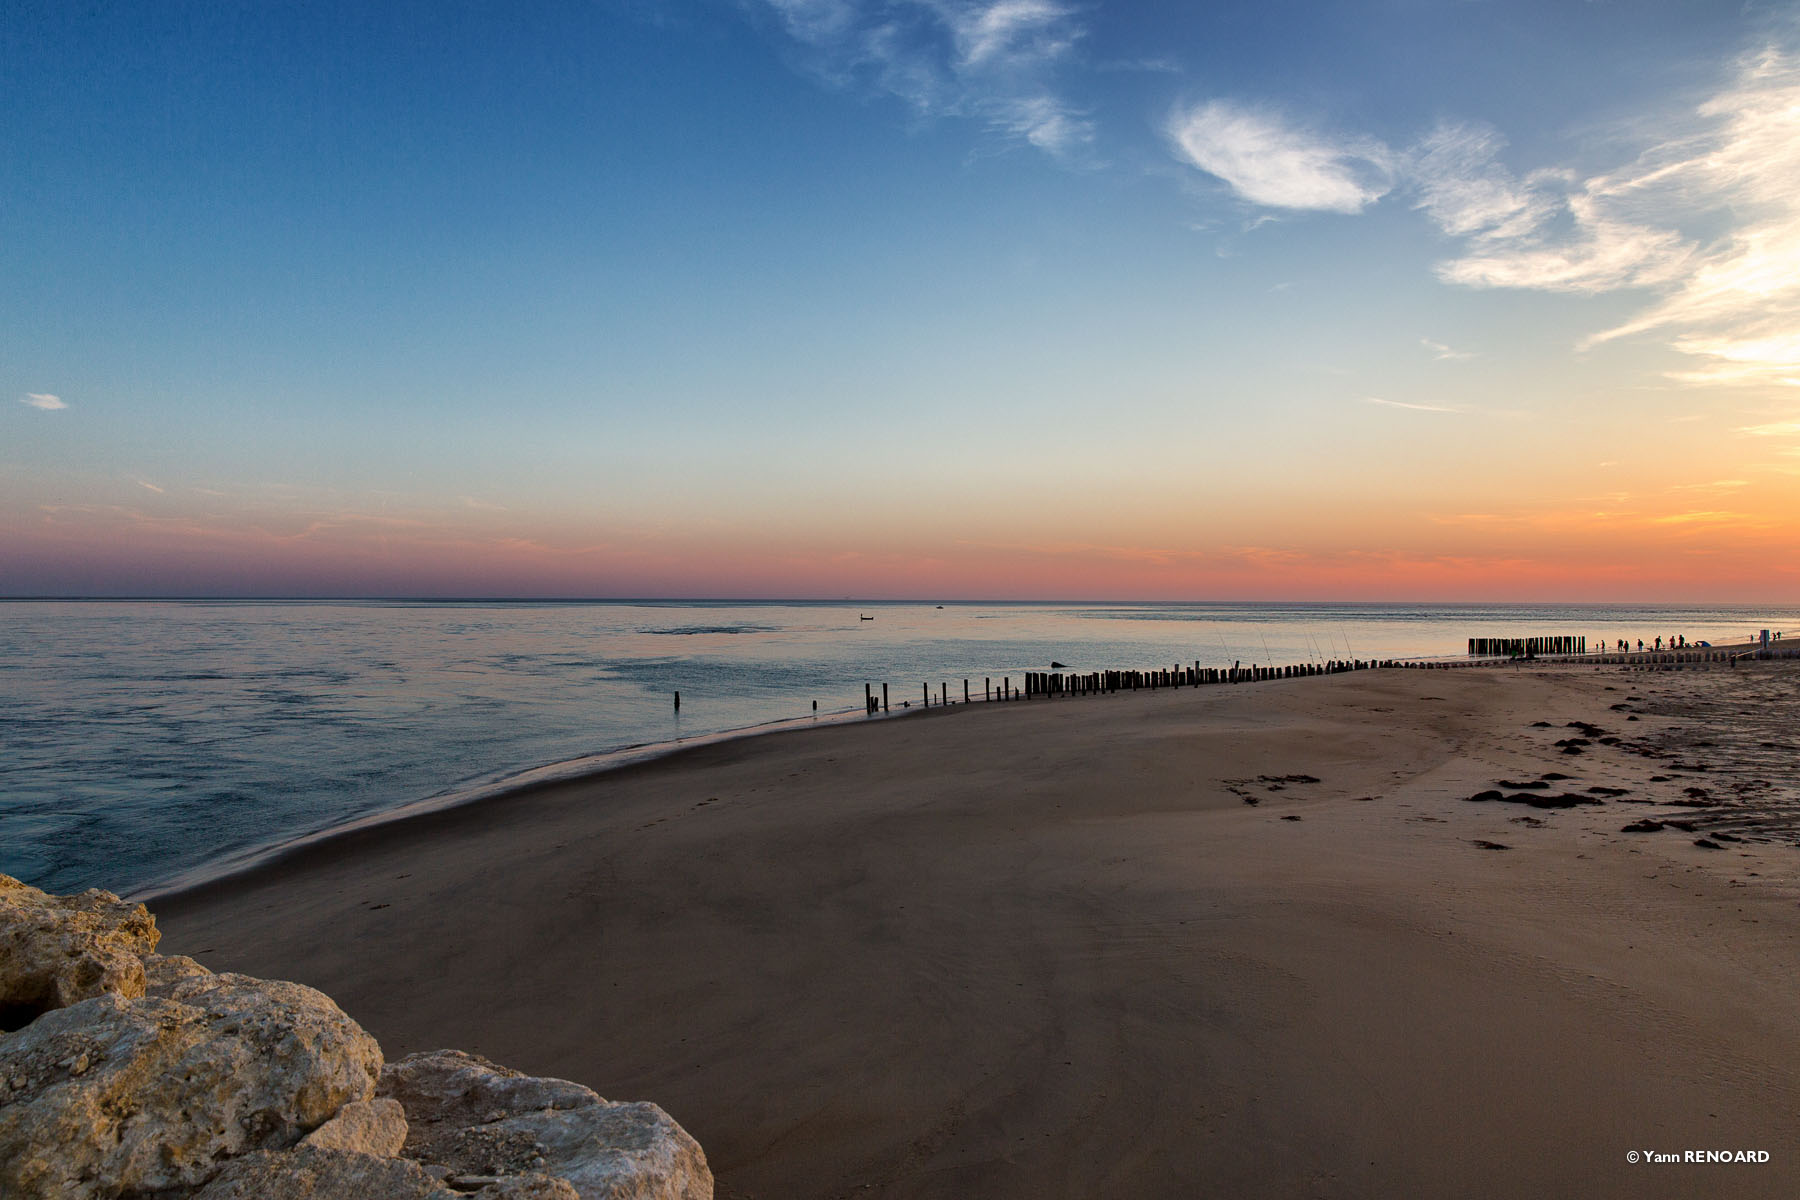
[853,641,1800,716]
[1583,647,1797,666]
[861,657,1411,714]
[1467,636,1587,656]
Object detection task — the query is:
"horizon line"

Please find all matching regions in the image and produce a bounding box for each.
[2,595,1795,609]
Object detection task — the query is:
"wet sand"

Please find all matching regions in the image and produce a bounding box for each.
[153,660,1800,1199]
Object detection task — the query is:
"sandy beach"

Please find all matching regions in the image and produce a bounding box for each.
[152,658,1800,1199]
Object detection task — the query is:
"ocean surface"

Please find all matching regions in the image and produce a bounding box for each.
[4,599,1796,898]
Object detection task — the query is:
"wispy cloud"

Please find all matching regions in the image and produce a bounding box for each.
[1362,396,1459,413]
[1736,419,1800,437]
[758,0,1091,155]
[136,480,165,494]
[20,393,67,411]
[1415,126,1693,294]
[1419,45,1800,389]
[951,0,1070,68]
[1161,42,1800,390]
[1650,510,1749,525]
[1166,101,1393,212]
[1420,337,1474,362]
[1669,478,1750,492]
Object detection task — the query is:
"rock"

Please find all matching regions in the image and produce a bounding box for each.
[0,874,159,1028]
[1,881,710,1200]
[488,1104,711,1200]
[191,1144,458,1199]
[143,951,213,993]
[381,1050,601,1138]
[304,1097,409,1156]
[0,973,382,1199]
[473,1174,583,1199]
[382,1051,712,1200]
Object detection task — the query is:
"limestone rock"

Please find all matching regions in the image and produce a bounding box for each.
[142,951,213,993]
[478,1104,712,1200]
[303,1097,409,1156]
[473,1173,583,1199]
[191,1144,458,1199]
[381,1051,712,1200]
[0,874,159,1027]
[381,1049,601,1138]
[0,972,382,1199]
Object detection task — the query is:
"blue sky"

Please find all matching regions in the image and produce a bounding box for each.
[4,1,1798,599]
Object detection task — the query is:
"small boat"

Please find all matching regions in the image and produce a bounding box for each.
[860,614,874,621]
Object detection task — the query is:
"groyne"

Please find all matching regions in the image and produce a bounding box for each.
[863,643,1800,713]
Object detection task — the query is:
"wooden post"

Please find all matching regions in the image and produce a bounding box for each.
[923,682,929,708]
[883,683,889,713]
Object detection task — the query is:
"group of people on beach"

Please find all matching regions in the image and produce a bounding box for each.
[1602,635,1694,653]
[1594,631,1788,653]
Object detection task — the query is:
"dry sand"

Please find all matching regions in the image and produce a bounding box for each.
[153,659,1800,1199]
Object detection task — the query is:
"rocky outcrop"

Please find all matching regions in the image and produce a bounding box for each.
[0,875,713,1200]
[0,877,159,1027]
[382,1050,712,1200]
[0,971,381,1198]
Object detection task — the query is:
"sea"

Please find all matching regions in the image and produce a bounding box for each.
[4,598,1796,898]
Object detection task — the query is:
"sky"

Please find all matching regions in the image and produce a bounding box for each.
[4,0,1799,601]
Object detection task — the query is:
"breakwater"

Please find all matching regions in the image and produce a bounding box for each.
[1468,636,1587,656]
[867,642,1800,713]
[869,657,1453,712]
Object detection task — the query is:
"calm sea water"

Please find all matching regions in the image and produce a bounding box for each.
[3,599,1795,897]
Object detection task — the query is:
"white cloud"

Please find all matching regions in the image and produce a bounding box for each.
[1409,125,1557,243]
[1166,101,1393,213]
[1420,45,1800,389]
[1363,396,1459,413]
[1421,338,1474,362]
[758,0,1091,156]
[20,393,67,410]
[950,0,1070,69]
[136,480,165,494]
